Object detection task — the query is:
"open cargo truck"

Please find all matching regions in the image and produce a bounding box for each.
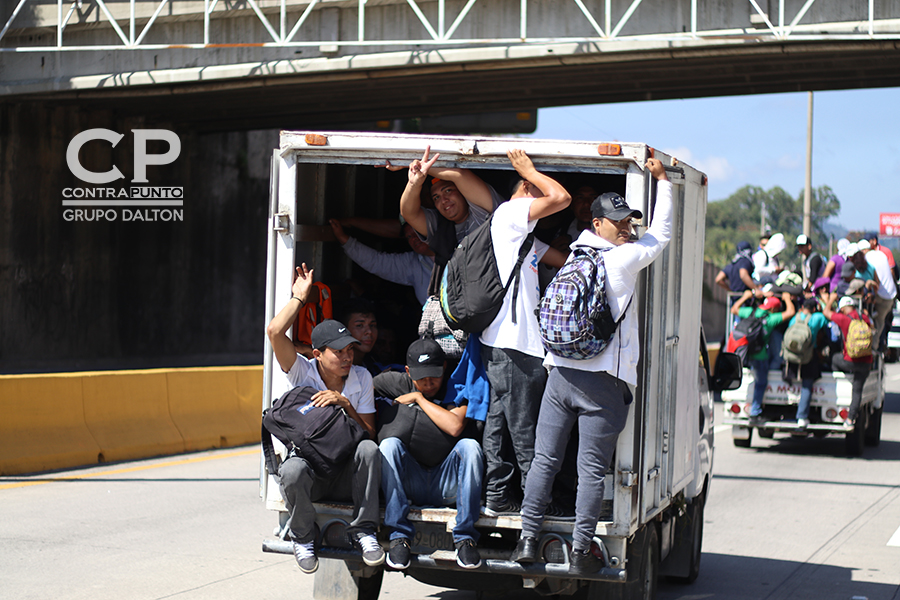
[721,294,886,456]
[259,132,742,599]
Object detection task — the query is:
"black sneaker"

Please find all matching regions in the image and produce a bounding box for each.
[348,531,385,567]
[455,538,482,569]
[292,539,318,574]
[569,547,605,576]
[510,535,537,563]
[483,498,521,517]
[386,537,411,570]
[545,502,576,521]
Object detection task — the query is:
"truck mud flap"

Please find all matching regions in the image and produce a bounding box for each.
[262,539,626,583]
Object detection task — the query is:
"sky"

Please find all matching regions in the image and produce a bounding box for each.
[527,87,900,235]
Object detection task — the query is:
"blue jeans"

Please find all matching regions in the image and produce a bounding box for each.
[797,378,814,420]
[380,436,484,544]
[750,357,772,417]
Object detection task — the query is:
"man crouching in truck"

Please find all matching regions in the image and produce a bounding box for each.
[374,337,484,570]
[512,158,672,574]
[266,264,385,574]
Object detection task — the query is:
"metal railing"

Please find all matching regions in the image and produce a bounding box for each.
[2,0,900,52]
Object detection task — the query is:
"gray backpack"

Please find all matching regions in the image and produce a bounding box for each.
[781,313,814,365]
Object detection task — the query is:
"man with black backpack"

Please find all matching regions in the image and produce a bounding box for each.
[374,337,484,571]
[265,264,384,574]
[512,157,671,575]
[730,289,796,425]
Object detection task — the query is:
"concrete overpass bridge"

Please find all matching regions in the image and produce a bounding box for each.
[3,0,900,129]
[2,0,900,374]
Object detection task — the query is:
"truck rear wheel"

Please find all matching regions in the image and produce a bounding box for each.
[665,493,704,584]
[586,523,659,600]
[732,428,751,448]
[865,406,882,447]
[313,559,383,600]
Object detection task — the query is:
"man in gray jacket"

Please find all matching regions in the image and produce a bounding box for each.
[511,158,672,575]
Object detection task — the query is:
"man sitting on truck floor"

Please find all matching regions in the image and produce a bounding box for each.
[336,297,397,377]
[730,289,796,426]
[374,337,484,571]
[785,297,829,429]
[511,158,672,575]
[821,296,875,426]
[266,266,384,574]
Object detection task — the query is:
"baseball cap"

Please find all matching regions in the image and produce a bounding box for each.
[846,279,865,295]
[591,192,643,221]
[310,320,360,351]
[841,261,856,278]
[857,239,871,251]
[841,242,859,258]
[760,296,782,312]
[838,296,856,310]
[795,234,809,246]
[405,337,446,380]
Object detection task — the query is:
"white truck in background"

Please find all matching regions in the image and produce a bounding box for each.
[259,132,743,599]
[721,295,886,456]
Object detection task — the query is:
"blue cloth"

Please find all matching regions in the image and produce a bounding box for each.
[445,334,491,422]
[380,437,483,543]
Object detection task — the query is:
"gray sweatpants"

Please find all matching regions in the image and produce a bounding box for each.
[278,439,381,543]
[520,367,630,550]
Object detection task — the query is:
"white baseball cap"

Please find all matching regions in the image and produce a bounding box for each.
[796,234,809,246]
[838,296,855,310]
[857,239,871,251]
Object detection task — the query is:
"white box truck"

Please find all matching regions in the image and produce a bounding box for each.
[720,295,886,456]
[259,132,742,600]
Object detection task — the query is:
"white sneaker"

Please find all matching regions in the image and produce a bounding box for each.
[797,418,809,428]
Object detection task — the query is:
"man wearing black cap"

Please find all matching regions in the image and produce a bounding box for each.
[266,263,384,574]
[513,158,672,575]
[373,337,485,571]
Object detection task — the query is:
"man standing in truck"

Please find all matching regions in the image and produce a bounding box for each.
[511,158,671,575]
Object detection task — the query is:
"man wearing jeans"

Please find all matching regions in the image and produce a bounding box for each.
[375,337,484,570]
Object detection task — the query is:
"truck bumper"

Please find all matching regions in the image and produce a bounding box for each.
[262,539,627,583]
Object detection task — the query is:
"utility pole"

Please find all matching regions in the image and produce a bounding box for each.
[803,91,813,237]
[760,201,767,237]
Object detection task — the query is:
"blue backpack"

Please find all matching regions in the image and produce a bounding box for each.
[538,246,628,359]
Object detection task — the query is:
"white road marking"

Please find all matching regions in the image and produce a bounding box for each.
[887,525,900,547]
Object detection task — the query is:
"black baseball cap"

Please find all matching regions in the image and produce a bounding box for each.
[406,338,446,380]
[311,319,360,351]
[591,192,643,221]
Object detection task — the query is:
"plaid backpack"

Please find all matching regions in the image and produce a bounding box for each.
[538,246,628,359]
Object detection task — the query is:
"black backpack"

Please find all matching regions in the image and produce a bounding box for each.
[438,214,535,333]
[261,386,368,479]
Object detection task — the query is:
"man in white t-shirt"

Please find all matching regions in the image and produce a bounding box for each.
[859,238,897,351]
[511,158,673,575]
[477,149,570,516]
[266,265,384,574]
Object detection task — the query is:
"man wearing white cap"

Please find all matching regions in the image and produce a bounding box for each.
[752,232,785,285]
[796,234,825,292]
[858,238,896,352]
[821,296,874,426]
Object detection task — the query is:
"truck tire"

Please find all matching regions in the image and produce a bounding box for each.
[355,568,384,600]
[845,410,868,457]
[665,493,704,584]
[732,429,751,448]
[587,523,659,600]
[313,559,383,600]
[865,406,882,447]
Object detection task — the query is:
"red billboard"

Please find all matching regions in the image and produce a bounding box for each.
[881,213,900,237]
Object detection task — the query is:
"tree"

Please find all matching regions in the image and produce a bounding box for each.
[705,185,841,268]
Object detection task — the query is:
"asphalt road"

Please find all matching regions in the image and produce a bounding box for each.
[2,362,899,600]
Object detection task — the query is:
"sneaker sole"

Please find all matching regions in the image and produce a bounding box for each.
[298,561,318,574]
[483,507,519,517]
[456,556,483,569]
[361,554,386,567]
[386,557,410,570]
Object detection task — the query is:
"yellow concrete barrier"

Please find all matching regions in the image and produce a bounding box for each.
[0,366,263,476]
[0,375,101,475]
[166,367,261,452]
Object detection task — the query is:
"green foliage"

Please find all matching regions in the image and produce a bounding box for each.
[706,185,841,267]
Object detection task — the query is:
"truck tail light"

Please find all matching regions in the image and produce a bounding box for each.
[839,409,849,420]
[730,404,741,414]
[826,408,838,419]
